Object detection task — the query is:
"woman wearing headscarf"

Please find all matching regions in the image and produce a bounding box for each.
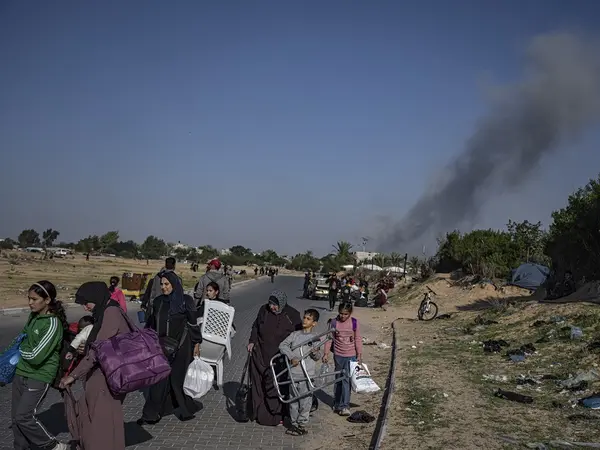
[137,271,202,425]
[247,290,301,426]
[59,281,129,450]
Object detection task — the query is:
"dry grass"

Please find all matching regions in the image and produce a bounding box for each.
[365,277,600,449]
[0,252,258,307]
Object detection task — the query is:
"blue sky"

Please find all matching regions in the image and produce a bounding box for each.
[1,0,599,256]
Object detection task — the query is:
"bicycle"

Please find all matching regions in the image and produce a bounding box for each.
[417,286,438,320]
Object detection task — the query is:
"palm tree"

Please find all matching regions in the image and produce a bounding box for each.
[389,252,403,268]
[332,241,354,265]
[373,253,387,268]
[409,256,421,274]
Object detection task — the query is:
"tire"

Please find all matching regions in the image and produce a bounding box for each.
[421,302,438,321]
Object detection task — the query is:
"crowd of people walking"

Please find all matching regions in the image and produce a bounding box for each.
[4,259,368,449]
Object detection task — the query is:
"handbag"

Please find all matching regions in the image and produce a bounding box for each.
[235,353,253,422]
[92,309,171,395]
[0,333,26,385]
[157,303,187,362]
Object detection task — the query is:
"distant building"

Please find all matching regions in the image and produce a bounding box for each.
[219,248,231,256]
[172,241,190,251]
[353,251,380,263]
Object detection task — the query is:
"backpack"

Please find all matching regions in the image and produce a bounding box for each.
[330,317,357,332]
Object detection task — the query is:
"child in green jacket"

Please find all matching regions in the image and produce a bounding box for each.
[12,281,69,450]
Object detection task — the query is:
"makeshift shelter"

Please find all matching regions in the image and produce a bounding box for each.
[358,264,382,271]
[384,266,405,273]
[510,263,550,290]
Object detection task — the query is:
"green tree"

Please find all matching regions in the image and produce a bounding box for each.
[173,246,191,261]
[0,238,16,250]
[434,228,519,278]
[289,251,320,272]
[198,245,219,261]
[186,248,202,262]
[99,231,119,252]
[388,252,404,268]
[545,174,600,280]
[506,220,547,263]
[18,229,40,248]
[332,241,354,265]
[321,254,342,273]
[229,245,253,258]
[373,253,387,268]
[140,235,167,260]
[408,256,421,274]
[41,228,60,249]
[76,235,100,253]
[113,240,139,259]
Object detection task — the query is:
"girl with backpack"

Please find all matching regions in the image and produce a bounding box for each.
[322,302,363,416]
[12,280,69,450]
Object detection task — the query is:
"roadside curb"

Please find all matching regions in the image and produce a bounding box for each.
[0,276,265,316]
[369,319,398,450]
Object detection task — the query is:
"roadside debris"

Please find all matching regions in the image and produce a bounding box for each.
[482,374,508,383]
[494,389,534,404]
[559,370,600,389]
[346,410,376,423]
[483,339,509,353]
[579,393,600,409]
[570,326,584,340]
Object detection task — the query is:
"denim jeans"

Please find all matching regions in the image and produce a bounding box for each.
[334,355,355,410]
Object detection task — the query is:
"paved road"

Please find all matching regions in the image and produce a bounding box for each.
[0,276,338,450]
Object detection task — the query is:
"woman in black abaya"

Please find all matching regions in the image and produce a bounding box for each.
[247,290,301,426]
[137,272,202,424]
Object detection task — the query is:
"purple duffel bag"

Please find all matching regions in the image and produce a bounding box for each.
[92,310,171,395]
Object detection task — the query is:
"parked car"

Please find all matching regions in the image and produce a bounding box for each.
[307,275,330,300]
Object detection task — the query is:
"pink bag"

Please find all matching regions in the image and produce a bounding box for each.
[92,310,171,395]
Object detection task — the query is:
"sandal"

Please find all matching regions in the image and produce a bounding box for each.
[285,425,308,436]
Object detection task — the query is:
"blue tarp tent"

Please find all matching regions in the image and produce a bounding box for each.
[510,263,550,290]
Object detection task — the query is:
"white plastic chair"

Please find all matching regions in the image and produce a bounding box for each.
[199,300,235,387]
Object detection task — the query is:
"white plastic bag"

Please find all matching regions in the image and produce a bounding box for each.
[349,361,380,393]
[183,357,214,399]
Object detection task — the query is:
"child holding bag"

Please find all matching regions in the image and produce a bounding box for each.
[322,302,362,416]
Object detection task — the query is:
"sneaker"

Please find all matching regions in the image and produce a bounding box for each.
[338,408,351,416]
[52,443,69,450]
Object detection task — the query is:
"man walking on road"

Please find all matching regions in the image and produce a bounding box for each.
[327,273,340,311]
[194,259,231,306]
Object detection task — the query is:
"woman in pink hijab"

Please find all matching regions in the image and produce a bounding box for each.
[109,276,127,312]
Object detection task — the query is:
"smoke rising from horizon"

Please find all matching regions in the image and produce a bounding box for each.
[377,32,600,253]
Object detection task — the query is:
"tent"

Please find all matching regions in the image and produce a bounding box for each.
[510,263,550,290]
[384,266,405,273]
[358,264,383,271]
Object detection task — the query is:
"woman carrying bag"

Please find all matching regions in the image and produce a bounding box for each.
[59,281,131,450]
[137,271,202,425]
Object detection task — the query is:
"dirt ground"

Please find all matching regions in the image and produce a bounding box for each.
[363,275,600,450]
[304,274,600,449]
[301,309,392,450]
[0,251,263,307]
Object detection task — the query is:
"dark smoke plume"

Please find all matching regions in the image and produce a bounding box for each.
[377,32,600,253]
